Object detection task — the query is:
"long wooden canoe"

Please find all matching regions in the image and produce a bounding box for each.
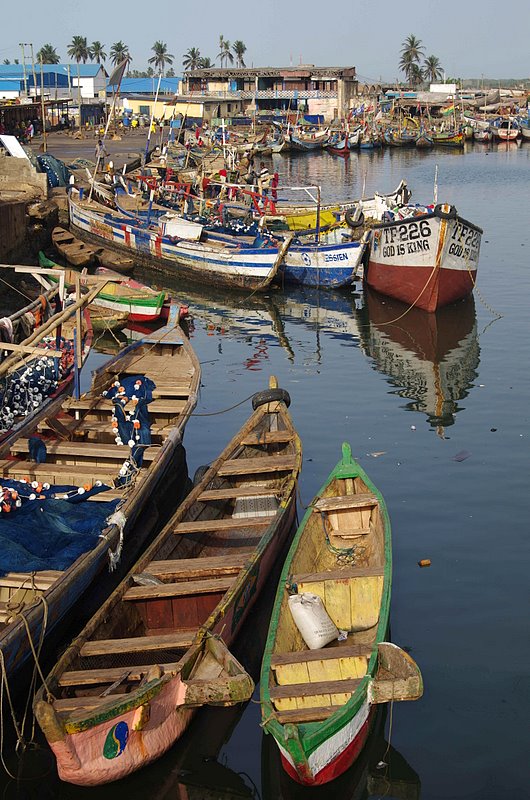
[52,226,97,268]
[34,376,302,785]
[260,442,422,786]
[0,306,200,692]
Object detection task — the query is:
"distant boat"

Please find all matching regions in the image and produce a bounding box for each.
[431,130,465,147]
[289,129,329,151]
[493,118,519,141]
[473,128,492,143]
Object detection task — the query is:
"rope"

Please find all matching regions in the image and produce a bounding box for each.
[190,392,256,417]
[464,259,503,319]
[0,276,34,304]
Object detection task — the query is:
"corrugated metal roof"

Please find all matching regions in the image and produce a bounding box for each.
[0,64,106,79]
[112,77,180,94]
[0,79,23,91]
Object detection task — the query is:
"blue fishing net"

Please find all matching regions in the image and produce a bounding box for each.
[0,484,118,574]
[36,154,71,188]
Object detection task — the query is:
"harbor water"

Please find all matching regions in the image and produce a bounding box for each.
[5,142,530,799]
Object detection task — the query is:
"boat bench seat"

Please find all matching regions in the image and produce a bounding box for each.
[122,575,235,602]
[313,493,378,512]
[0,570,62,591]
[146,552,252,580]
[292,565,384,584]
[10,438,158,462]
[218,454,298,476]
[63,397,187,415]
[269,677,362,713]
[0,459,122,485]
[80,629,197,657]
[59,662,180,687]
[172,516,272,535]
[272,706,338,724]
[53,694,130,714]
[270,642,373,668]
[197,486,279,502]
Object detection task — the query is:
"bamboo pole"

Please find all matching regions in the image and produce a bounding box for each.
[0,283,106,378]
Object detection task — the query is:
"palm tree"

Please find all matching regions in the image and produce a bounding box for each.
[67,35,89,65]
[217,36,234,68]
[36,44,60,64]
[109,41,131,68]
[409,63,424,88]
[399,34,424,85]
[148,41,174,76]
[199,56,213,68]
[182,47,201,71]
[423,55,443,83]
[89,41,107,64]
[232,40,247,68]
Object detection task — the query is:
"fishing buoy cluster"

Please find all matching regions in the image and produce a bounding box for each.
[0,477,103,513]
[0,337,75,433]
[104,378,145,447]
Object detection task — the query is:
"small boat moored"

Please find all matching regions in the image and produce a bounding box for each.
[260,442,422,786]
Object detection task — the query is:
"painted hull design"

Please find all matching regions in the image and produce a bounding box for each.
[366,204,482,312]
[34,381,302,785]
[283,233,368,287]
[260,443,422,786]
[68,193,286,292]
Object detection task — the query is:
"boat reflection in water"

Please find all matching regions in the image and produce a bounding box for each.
[262,705,421,800]
[357,288,480,435]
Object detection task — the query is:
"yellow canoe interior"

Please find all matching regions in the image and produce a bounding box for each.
[267,472,387,725]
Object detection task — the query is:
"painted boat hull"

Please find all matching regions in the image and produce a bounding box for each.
[68,193,284,292]
[366,205,482,312]
[282,235,368,287]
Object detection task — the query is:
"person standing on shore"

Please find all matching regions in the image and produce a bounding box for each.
[95,138,109,169]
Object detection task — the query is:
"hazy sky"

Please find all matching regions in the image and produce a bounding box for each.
[1,0,528,82]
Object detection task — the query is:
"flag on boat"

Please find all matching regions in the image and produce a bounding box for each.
[441,103,455,116]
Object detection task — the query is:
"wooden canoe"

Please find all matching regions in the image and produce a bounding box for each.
[94,247,135,275]
[260,442,423,786]
[34,377,302,786]
[89,305,129,332]
[0,306,200,694]
[52,226,98,268]
[38,251,168,323]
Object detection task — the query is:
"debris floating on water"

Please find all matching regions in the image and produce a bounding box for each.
[418,559,431,568]
[453,450,471,462]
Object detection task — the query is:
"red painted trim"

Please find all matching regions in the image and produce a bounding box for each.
[366,261,475,312]
[280,708,376,786]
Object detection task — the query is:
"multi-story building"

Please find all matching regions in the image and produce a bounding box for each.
[183,66,358,122]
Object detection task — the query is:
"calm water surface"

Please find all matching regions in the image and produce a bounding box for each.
[8,144,530,800]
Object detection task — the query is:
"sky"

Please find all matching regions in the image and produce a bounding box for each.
[1,0,529,82]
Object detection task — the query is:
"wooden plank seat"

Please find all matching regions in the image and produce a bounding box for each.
[239,431,294,445]
[273,706,338,724]
[217,454,297,476]
[291,565,385,584]
[80,629,197,657]
[37,418,165,439]
[59,662,180,687]
[313,493,379,512]
[147,553,252,580]
[0,570,62,590]
[53,694,129,713]
[270,643,373,669]
[173,516,272,535]
[0,459,123,484]
[10,439,158,463]
[123,575,234,602]
[197,486,279,502]
[63,397,187,415]
[269,677,362,701]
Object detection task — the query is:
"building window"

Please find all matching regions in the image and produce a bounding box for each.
[227,103,232,112]
[139,105,150,115]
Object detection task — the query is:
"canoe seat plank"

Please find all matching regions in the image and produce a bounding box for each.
[273,706,337,724]
[80,629,197,657]
[292,565,384,584]
[197,487,279,502]
[59,662,180,687]
[270,643,373,668]
[314,493,378,512]
[0,570,62,590]
[64,398,187,414]
[147,553,251,579]
[53,694,128,713]
[173,516,272,534]
[329,528,371,538]
[218,455,297,476]
[239,431,293,445]
[269,677,362,700]
[10,439,157,462]
[123,575,234,601]
[0,459,122,482]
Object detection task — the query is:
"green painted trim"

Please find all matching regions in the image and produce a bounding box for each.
[260,441,392,766]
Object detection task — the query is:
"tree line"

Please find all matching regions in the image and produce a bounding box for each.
[3,35,248,77]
